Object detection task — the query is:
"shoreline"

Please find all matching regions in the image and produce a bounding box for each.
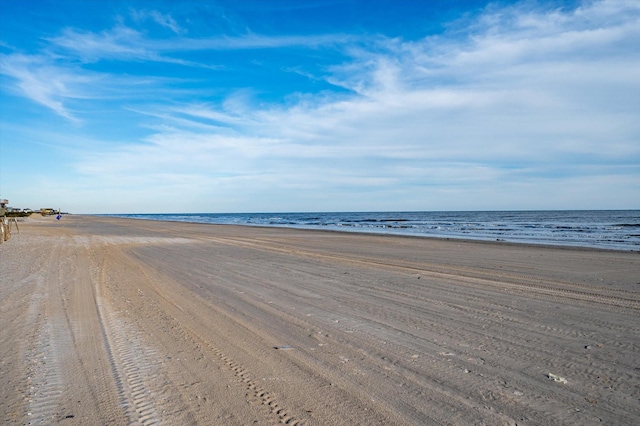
[2,215,639,424]
[93,213,640,254]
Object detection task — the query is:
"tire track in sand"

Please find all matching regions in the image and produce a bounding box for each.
[92,248,198,426]
[96,303,161,426]
[127,252,308,426]
[92,254,166,426]
[202,235,640,311]
[208,343,305,425]
[23,244,70,425]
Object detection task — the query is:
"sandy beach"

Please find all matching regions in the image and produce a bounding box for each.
[1,215,639,425]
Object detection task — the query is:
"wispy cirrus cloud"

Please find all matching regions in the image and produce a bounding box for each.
[131,9,185,34]
[0,53,92,122]
[45,26,214,68]
[46,23,357,64]
[48,26,148,62]
[0,51,198,122]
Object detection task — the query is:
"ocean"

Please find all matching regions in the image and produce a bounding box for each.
[104,210,640,251]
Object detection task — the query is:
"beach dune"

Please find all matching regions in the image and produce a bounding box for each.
[1,215,639,425]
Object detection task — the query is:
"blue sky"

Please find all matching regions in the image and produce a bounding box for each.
[1,0,638,214]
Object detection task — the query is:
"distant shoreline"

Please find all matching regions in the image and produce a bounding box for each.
[97,210,640,252]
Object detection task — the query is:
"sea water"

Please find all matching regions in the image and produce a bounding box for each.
[105,210,639,251]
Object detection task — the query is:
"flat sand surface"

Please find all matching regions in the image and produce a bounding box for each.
[1,215,639,425]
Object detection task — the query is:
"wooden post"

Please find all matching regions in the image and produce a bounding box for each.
[11,217,19,233]
[2,218,9,242]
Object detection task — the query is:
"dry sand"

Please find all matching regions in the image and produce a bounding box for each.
[1,215,639,425]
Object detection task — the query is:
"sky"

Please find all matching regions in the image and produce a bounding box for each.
[0,0,638,214]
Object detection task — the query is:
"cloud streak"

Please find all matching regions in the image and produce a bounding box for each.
[0,54,88,122]
[132,9,185,34]
[46,24,356,65]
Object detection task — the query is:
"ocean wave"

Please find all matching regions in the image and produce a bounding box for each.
[103,210,640,251]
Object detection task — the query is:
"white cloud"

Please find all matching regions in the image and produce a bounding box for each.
[0,52,197,122]
[0,54,89,122]
[46,23,354,65]
[47,26,182,65]
[136,10,185,34]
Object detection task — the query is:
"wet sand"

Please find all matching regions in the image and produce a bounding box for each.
[1,214,639,425]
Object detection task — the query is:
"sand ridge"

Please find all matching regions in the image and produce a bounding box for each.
[1,215,639,425]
